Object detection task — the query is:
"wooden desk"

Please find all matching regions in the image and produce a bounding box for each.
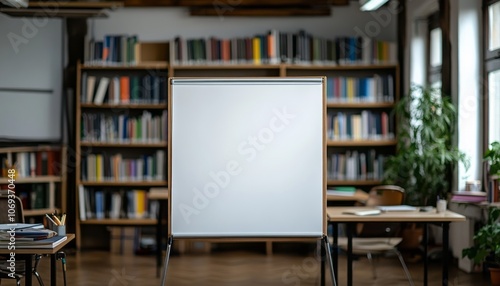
[0,234,74,286]
[326,208,465,286]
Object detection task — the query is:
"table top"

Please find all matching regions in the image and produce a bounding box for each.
[0,234,74,255]
[327,207,466,222]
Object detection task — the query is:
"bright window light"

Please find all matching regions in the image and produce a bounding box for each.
[360,0,390,11]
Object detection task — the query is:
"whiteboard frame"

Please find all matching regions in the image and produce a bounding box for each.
[167,77,327,239]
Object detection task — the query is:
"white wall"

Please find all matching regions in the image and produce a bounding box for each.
[0,13,62,141]
[89,3,396,42]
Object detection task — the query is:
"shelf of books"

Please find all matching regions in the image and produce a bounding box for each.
[76,60,168,249]
[80,29,399,251]
[0,145,67,219]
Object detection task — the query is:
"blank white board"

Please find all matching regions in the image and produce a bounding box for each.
[169,78,325,238]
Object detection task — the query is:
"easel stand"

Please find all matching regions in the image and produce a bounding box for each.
[160,235,336,286]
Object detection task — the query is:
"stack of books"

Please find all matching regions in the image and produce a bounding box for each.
[0,223,67,249]
[327,186,356,196]
[450,191,487,203]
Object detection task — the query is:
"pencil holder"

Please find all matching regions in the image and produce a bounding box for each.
[50,225,66,236]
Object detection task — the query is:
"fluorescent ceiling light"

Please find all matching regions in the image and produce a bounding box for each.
[360,0,390,11]
[0,0,28,8]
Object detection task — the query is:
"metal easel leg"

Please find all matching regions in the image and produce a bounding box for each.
[160,236,173,286]
[323,236,337,286]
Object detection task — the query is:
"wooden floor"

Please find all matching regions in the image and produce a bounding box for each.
[0,245,492,286]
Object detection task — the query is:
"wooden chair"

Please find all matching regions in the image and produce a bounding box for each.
[338,185,414,285]
[0,194,45,286]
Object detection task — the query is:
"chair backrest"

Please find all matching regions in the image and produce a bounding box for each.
[0,193,25,224]
[366,185,405,206]
[357,185,405,237]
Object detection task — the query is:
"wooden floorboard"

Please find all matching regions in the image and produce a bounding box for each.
[0,246,492,286]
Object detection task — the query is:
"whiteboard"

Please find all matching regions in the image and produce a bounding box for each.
[169,78,325,238]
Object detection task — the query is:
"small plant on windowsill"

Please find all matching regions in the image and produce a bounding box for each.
[462,207,500,285]
[485,141,500,178]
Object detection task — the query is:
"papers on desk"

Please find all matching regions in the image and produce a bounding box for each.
[342,209,381,216]
[0,235,67,249]
[0,223,44,231]
[377,205,419,212]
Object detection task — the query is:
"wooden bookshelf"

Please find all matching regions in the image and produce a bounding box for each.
[80,103,167,109]
[0,145,67,219]
[76,62,168,249]
[80,142,167,148]
[76,31,400,249]
[80,181,167,187]
[0,176,61,184]
[327,139,398,147]
[80,218,157,225]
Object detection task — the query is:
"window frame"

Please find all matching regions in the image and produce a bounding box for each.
[427,11,442,86]
[483,0,500,149]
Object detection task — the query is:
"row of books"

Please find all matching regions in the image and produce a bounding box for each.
[78,186,159,220]
[327,111,394,140]
[325,75,394,103]
[85,34,139,66]
[81,150,166,182]
[0,149,60,178]
[81,110,167,143]
[0,183,51,210]
[81,73,168,105]
[327,150,386,181]
[170,31,397,66]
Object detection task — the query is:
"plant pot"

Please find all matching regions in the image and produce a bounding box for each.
[399,223,423,249]
[490,267,500,286]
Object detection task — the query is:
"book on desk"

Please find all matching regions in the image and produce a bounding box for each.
[0,235,67,249]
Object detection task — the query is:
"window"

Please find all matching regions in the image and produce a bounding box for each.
[427,12,442,88]
[485,0,500,145]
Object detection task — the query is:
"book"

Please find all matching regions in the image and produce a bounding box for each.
[342,209,381,216]
[0,223,44,231]
[93,77,110,104]
[327,187,356,196]
[86,75,97,103]
[377,205,418,212]
[0,235,67,249]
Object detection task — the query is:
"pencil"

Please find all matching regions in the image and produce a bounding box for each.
[45,214,57,226]
[61,213,66,225]
[52,214,62,226]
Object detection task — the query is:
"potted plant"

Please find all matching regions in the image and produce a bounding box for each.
[485,141,500,201]
[484,141,500,176]
[383,85,470,206]
[462,207,500,285]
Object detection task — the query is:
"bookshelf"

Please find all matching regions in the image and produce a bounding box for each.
[78,31,399,251]
[0,145,67,218]
[75,62,168,249]
[285,64,399,188]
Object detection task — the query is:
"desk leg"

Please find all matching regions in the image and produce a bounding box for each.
[423,223,428,286]
[442,222,450,286]
[332,222,338,281]
[25,255,32,286]
[51,253,57,286]
[321,238,325,286]
[346,223,354,286]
